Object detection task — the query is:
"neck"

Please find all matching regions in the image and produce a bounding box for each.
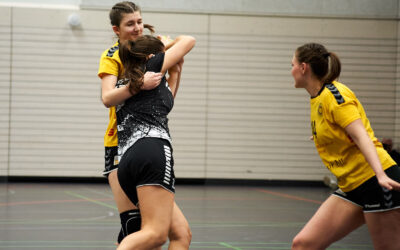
[306,78,324,98]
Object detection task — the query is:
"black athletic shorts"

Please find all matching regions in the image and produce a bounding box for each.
[117,137,175,206]
[103,146,119,176]
[333,165,400,212]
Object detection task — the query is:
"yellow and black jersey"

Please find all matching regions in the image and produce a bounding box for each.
[98,42,122,147]
[310,81,395,192]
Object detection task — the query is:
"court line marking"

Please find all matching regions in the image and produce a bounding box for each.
[218,242,242,250]
[65,191,117,210]
[254,188,323,205]
[0,198,113,207]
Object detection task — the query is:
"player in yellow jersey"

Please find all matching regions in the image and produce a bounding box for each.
[290,43,400,250]
[98,1,191,248]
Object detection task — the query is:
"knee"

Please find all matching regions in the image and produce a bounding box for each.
[148,230,168,247]
[291,235,301,250]
[185,227,193,244]
[170,225,192,245]
[292,234,326,250]
[291,234,311,250]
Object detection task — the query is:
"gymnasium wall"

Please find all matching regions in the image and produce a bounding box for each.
[0,4,399,180]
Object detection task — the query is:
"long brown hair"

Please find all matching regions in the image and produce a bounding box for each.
[296,43,341,84]
[119,35,165,94]
[109,1,155,34]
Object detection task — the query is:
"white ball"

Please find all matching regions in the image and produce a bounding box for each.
[68,13,81,27]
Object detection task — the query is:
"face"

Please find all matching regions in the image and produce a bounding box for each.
[291,54,305,88]
[113,11,144,42]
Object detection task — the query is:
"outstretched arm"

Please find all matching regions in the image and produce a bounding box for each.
[345,119,400,191]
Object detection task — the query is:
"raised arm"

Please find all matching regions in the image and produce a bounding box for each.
[345,119,400,191]
[167,59,184,98]
[161,35,195,75]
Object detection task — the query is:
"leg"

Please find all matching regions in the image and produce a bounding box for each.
[108,171,140,243]
[117,185,174,250]
[108,170,138,213]
[292,195,365,250]
[364,208,400,250]
[168,202,192,250]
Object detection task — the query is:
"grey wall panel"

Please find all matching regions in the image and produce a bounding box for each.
[2,5,399,180]
[143,13,209,178]
[205,14,398,180]
[396,24,400,149]
[9,8,107,177]
[7,7,208,178]
[0,7,11,176]
[80,0,399,19]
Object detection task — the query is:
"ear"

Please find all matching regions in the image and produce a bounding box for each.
[112,25,120,37]
[301,62,307,74]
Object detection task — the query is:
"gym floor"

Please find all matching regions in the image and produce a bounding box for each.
[0,181,372,250]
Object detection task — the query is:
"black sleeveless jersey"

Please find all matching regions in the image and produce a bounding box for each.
[116,53,174,158]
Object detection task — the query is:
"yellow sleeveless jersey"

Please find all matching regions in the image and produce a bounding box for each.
[310,81,395,192]
[98,42,122,147]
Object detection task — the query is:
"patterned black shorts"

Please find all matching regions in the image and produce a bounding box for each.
[117,138,175,206]
[333,165,400,212]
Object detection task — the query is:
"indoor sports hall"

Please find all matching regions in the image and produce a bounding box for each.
[1,0,399,249]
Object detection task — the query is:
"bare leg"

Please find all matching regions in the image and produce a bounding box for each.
[148,202,191,250]
[364,208,400,250]
[292,195,365,250]
[168,202,192,250]
[117,186,174,250]
[108,170,137,213]
[111,171,190,249]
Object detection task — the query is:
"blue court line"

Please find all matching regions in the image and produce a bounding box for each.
[64,191,117,210]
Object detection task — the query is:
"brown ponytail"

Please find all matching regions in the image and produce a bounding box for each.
[324,52,341,84]
[119,35,165,94]
[144,24,155,34]
[296,43,341,84]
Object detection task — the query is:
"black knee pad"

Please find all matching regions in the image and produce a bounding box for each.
[118,209,141,243]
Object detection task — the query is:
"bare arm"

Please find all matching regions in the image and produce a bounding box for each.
[167,59,184,98]
[345,119,400,190]
[100,72,163,107]
[161,35,195,74]
[101,74,132,108]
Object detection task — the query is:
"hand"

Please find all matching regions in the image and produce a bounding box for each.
[141,71,162,90]
[157,35,174,47]
[377,174,400,191]
[157,35,174,49]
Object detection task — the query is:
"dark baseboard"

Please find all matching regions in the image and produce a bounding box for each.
[1,176,324,187]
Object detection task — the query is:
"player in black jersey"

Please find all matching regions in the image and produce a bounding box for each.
[114,35,195,250]
[99,1,191,248]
